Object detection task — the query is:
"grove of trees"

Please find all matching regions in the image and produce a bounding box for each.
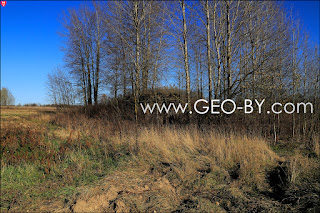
[48,1,319,106]
[47,1,319,142]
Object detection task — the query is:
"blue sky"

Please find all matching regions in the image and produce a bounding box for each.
[1,1,83,105]
[1,1,319,105]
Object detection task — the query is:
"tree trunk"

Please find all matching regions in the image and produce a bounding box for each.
[182,0,191,114]
[206,0,213,101]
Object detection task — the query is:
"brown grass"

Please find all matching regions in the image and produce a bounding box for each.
[1,106,55,116]
[312,135,320,157]
[119,127,282,187]
[1,106,318,212]
[49,109,282,186]
[0,106,56,128]
[66,125,284,212]
[288,151,318,184]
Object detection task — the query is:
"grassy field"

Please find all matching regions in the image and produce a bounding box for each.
[1,106,319,212]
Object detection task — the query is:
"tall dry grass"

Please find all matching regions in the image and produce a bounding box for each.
[109,126,282,187]
[49,110,283,187]
[0,108,284,210]
[312,135,320,156]
[3,107,319,211]
[288,151,318,184]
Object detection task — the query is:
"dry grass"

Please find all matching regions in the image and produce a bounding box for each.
[66,126,286,212]
[116,127,282,187]
[1,106,319,212]
[312,135,320,157]
[49,109,281,186]
[288,151,318,184]
[0,106,55,117]
[0,106,56,128]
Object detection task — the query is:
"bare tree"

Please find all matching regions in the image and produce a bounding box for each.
[181,0,191,113]
[205,0,213,101]
[47,68,77,105]
[59,3,107,106]
[0,87,15,106]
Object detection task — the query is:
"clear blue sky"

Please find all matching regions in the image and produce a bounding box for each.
[1,1,319,105]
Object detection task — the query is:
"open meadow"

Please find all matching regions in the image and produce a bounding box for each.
[1,106,319,212]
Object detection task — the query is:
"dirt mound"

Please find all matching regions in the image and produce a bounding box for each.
[72,186,118,212]
[70,170,180,212]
